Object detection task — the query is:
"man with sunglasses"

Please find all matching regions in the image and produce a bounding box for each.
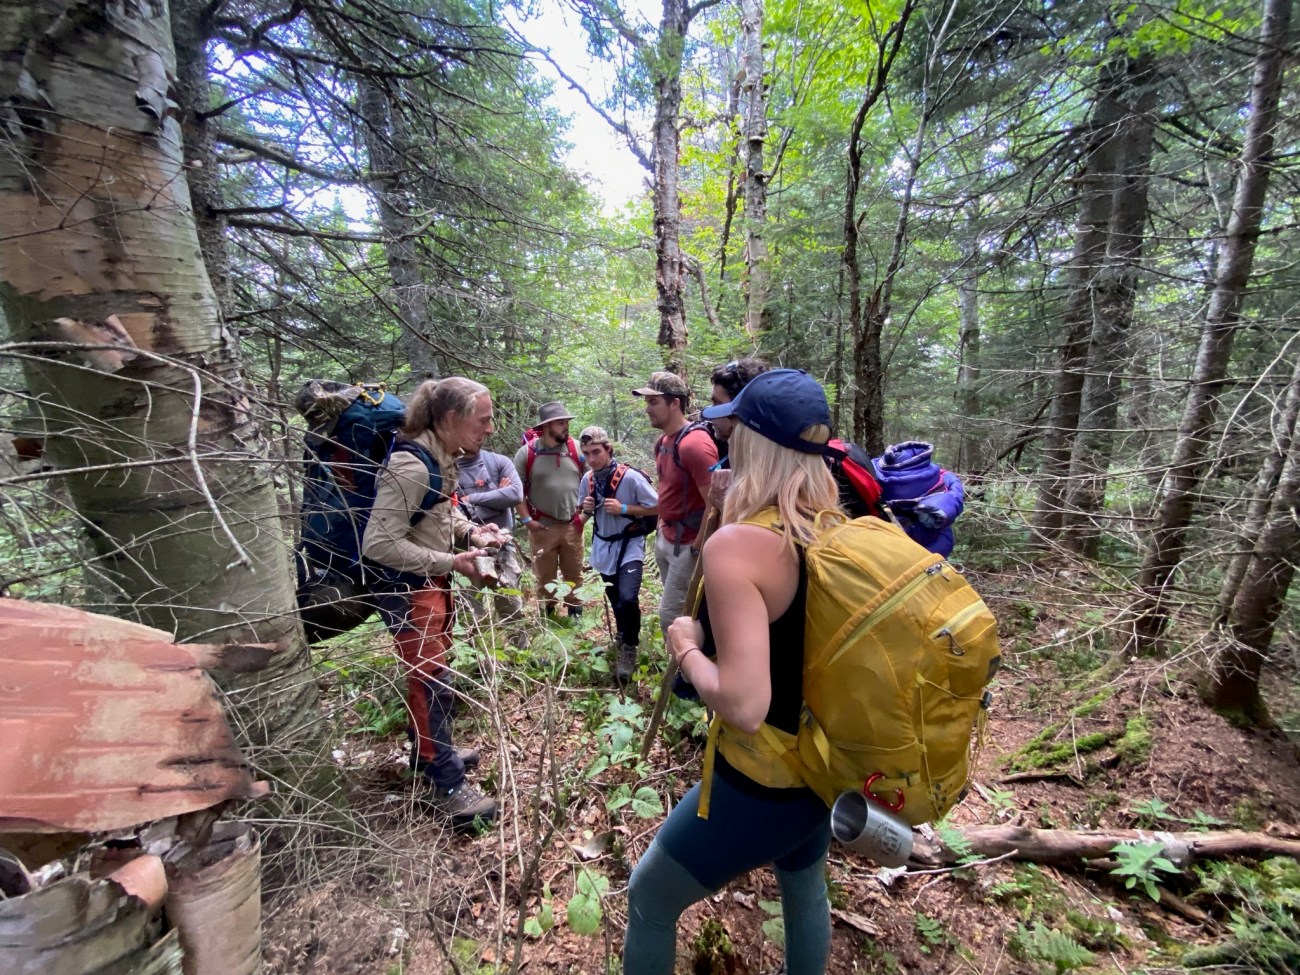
[709,357,770,470]
[577,427,659,683]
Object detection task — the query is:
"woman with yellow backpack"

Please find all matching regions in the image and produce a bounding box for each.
[623,369,841,975]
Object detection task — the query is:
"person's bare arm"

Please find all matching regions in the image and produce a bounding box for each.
[667,524,799,733]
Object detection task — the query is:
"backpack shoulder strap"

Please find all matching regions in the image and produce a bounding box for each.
[565,437,582,472]
[389,439,445,523]
[671,421,709,471]
[608,462,628,494]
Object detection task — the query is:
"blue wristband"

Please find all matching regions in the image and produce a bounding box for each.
[621,503,628,515]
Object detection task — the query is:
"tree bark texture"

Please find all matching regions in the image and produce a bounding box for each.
[913,825,1300,868]
[956,236,982,471]
[358,77,440,380]
[1033,59,1129,539]
[1064,60,1159,556]
[0,0,318,754]
[738,0,769,337]
[1213,349,1300,623]
[170,0,232,321]
[842,2,915,451]
[1129,0,1292,651]
[1204,377,1300,720]
[652,0,690,365]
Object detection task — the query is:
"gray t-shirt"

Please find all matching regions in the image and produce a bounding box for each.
[580,463,658,575]
[513,439,584,523]
[457,450,522,530]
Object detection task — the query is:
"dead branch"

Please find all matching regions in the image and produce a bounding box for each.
[912,825,1300,868]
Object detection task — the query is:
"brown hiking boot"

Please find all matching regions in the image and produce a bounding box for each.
[427,781,497,827]
[615,643,638,684]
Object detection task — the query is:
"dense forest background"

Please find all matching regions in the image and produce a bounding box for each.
[1,1,1299,973]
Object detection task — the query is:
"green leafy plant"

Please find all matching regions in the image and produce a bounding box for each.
[566,869,609,936]
[1109,840,1180,900]
[1130,796,1172,826]
[1011,921,1096,973]
[936,821,980,866]
[758,899,784,947]
[985,786,1017,816]
[605,784,663,818]
[523,882,556,939]
[1184,858,1300,975]
[913,912,949,954]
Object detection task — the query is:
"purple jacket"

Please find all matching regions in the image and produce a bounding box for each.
[873,441,965,556]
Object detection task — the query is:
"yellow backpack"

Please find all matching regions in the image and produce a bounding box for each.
[699,511,1001,825]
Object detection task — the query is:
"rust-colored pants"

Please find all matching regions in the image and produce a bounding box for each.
[530,521,584,612]
[374,578,466,790]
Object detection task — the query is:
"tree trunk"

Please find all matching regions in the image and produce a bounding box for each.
[1128,0,1291,652]
[1214,350,1300,623]
[0,0,319,758]
[358,78,440,380]
[652,0,690,368]
[171,0,232,320]
[1065,60,1159,556]
[1033,60,1128,540]
[738,0,769,337]
[841,2,916,449]
[956,236,983,471]
[1203,384,1300,722]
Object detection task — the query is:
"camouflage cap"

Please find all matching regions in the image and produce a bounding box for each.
[578,425,611,446]
[631,371,690,400]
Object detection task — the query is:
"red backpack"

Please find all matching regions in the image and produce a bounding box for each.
[826,437,889,521]
[522,427,582,522]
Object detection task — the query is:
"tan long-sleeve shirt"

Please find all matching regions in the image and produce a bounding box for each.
[362,429,477,578]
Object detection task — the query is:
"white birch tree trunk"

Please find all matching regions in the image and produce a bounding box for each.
[0,0,319,757]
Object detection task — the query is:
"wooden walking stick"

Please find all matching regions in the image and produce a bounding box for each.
[638,504,720,762]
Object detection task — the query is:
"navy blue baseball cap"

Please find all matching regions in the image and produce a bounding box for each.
[701,368,833,454]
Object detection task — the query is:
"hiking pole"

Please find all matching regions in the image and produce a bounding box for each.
[638,504,720,763]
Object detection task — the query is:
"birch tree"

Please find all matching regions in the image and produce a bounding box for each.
[0,0,319,756]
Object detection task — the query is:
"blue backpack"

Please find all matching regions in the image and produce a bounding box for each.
[295,382,446,639]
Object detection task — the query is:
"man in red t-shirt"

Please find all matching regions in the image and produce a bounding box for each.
[631,371,718,637]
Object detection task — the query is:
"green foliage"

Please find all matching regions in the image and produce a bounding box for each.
[935,820,980,866]
[565,869,609,936]
[913,911,951,954]
[1109,841,1181,900]
[523,882,556,939]
[1114,715,1153,764]
[690,918,738,975]
[1011,921,1096,973]
[1184,858,1300,975]
[758,899,785,948]
[605,784,663,819]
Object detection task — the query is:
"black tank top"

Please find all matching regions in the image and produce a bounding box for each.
[698,552,808,735]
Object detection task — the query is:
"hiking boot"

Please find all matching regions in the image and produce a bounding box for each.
[457,747,480,771]
[615,643,639,684]
[426,781,497,827]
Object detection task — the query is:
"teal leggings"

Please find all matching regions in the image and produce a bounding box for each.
[624,772,831,975]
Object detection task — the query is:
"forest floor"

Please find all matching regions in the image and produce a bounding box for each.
[261,554,1300,975]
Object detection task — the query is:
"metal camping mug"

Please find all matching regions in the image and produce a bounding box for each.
[830,790,914,867]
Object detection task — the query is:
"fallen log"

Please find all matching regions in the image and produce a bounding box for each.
[911,825,1300,868]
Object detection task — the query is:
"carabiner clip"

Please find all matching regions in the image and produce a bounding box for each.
[863,772,905,813]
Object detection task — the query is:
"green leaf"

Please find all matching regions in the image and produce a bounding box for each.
[630,786,664,818]
[606,784,632,811]
[567,870,608,937]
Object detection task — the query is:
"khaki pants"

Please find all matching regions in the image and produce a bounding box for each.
[654,530,699,636]
[531,521,584,612]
